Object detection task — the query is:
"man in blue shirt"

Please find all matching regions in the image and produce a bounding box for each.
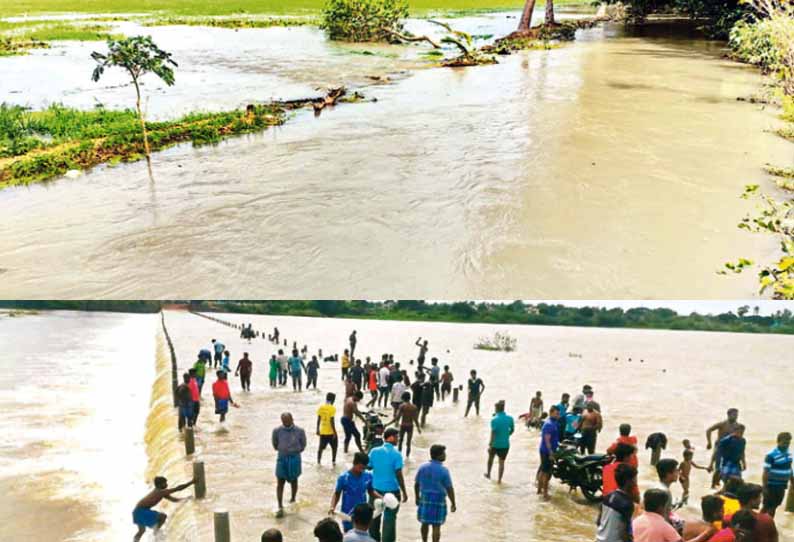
[762,431,793,517]
[485,400,514,484]
[330,452,380,532]
[555,393,570,438]
[288,350,306,392]
[538,405,561,500]
[211,339,225,369]
[415,444,456,542]
[368,428,408,542]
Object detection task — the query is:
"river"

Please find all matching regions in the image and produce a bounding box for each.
[3,309,793,541]
[1,14,791,298]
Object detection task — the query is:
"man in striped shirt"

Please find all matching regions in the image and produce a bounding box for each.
[762,431,792,517]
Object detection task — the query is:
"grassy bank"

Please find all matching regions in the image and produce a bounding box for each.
[192,300,794,335]
[0,103,285,188]
[0,20,123,55]
[0,0,583,18]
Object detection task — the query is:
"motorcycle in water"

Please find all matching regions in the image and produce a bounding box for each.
[551,437,611,502]
[363,410,386,452]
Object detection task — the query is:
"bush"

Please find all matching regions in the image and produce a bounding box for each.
[321,0,408,42]
[730,19,783,72]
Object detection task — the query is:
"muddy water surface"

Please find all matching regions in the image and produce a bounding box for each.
[0,18,791,298]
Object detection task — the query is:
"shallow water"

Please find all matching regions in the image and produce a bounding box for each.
[1,17,792,298]
[160,310,794,542]
[0,311,157,542]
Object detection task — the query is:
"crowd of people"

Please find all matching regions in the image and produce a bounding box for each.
[134,324,793,542]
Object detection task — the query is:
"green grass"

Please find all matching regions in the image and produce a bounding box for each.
[0,21,122,55]
[0,103,286,187]
[1,0,582,18]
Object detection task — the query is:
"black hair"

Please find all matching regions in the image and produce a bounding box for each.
[154,476,167,488]
[402,391,411,402]
[351,503,374,527]
[619,424,631,436]
[183,372,190,382]
[724,477,744,496]
[384,428,399,440]
[656,458,679,480]
[444,365,449,370]
[430,444,446,460]
[614,443,635,461]
[737,483,763,506]
[701,495,724,522]
[643,489,670,514]
[614,463,636,488]
[730,509,756,530]
[353,452,369,466]
[354,391,364,400]
[549,405,559,414]
[326,392,336,402]
[261,529,283,542]
[779,431,793,442]
[313,518,342,542]
[683,449,694,459]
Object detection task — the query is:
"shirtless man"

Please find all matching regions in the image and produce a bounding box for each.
[579,403,603,455]
[132,476,194,541]
[341,391,367,453]
[528,391,543,428]
[706,408,741,489]
[386,391,422,457]
[416,337,429,365]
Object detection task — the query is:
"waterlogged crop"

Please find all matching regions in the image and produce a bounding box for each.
[321,0,409,41]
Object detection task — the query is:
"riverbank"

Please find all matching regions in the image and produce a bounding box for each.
[0,103,286,187]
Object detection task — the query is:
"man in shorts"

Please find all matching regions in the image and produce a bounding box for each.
[464,370,485,417]
[132,476,194,541]
[386,391,422,458]
[440,366,453,401]
[212,370,237,423]
[485,400,514,484]
[415,444,456,542]
[762,431,792,517]
[317,392,339,465]
[272,412,307,517]
[175,372,194,432]
[342,391,367,453]
[538,405,560,500]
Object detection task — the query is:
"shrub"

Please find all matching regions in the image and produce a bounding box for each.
[321,0,408,42]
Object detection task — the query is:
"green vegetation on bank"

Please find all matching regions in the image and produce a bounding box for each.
[0,103,285,188]
[0,21,123,56]
[0,0,580,18]
[143,15,319,28]
[191,300,794,335]
[2,300,793,334]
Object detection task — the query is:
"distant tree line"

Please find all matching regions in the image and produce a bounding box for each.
[0,300,162,313]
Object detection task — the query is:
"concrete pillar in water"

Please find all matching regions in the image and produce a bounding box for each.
[193,461,207,499]
[452,387,459,403]
[214,510,231,542]
[650,446,662,466]
[185,427,195,455]
[786,480,794,513]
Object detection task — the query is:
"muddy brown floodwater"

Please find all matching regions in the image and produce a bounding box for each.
[0,17,792,298]
[3,310,793,541]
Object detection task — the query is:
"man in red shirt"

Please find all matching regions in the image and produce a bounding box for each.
[188,368,201,426]
[607,423,639,470]
[603,443,640,502]
[212,371,237,422]
[708,509,756,542]
[730,483,779,542]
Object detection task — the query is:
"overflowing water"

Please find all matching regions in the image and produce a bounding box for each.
[1,16,792,298]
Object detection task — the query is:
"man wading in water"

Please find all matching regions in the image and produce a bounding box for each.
[464,370,485,417]
[272,412,307,517]
[235,351,253,392]
[706,408,741,489]
[342,391,367,453]
[485,400,514,484]
[386,391,422,458]
[132,476,194,541]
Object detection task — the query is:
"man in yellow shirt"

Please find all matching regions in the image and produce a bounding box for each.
[317,392,339,465]
[341,349,352,381]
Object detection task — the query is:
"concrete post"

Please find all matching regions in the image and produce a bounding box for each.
[185,427,195,456]
[193,461,206,499]
[452,388,459,403]
[214,510,231,542]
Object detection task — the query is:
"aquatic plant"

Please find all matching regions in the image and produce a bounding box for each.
[91,36,178,160]
[473,332,517,352]
[321,0,408,41]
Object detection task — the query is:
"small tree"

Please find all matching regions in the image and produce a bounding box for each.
[91,36,177,159]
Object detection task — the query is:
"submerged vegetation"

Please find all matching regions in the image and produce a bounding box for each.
[322,0,409,41]
[142,15,318,28]
[0,21,123,56]
[473,331,517,351]
[0,103,286,188]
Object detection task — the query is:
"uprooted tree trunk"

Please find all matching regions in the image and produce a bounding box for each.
[517,0,538,31]
[545,0,555,25]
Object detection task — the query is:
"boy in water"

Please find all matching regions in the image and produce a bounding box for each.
[212,371,237,423]
[132,476,194,541]
[680,448,710,505]
[440,366,453,401]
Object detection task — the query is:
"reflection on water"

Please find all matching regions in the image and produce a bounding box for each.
[0,18,792,299]
[0,311,157,542]
[160,310,794,542]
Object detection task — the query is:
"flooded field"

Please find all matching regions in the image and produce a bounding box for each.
[1,15,792,298]
[3,309,793,541]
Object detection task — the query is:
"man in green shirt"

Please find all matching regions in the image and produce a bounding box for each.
[485,400,514,484]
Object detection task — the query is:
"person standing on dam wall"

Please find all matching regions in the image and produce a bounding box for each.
[176,372,194,432]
